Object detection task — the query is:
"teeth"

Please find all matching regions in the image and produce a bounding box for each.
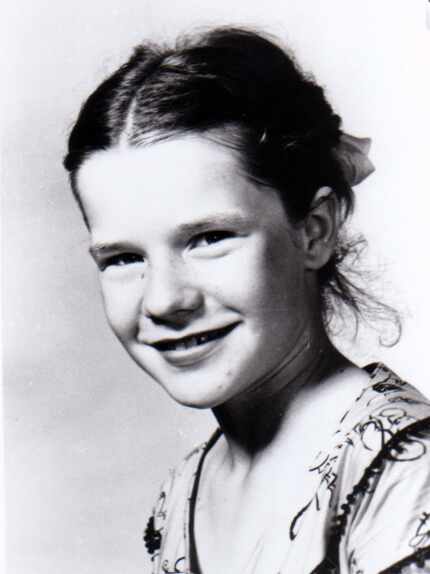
[186,336,198,349]
[175,341,188,351]
[155,324,236,352]
[169,333,210,351]
[172,335,199,351]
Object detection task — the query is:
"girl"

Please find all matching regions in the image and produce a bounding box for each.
[64,27,430,573]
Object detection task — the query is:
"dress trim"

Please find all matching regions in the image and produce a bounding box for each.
[188,429,222,574]
[379,545,430,573]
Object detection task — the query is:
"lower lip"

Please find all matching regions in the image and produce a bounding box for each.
[155,324,239,367]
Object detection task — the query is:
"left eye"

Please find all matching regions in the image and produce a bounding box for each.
[189,231,234,248]
[100,253,144,270]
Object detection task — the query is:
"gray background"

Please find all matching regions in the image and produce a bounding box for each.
[2,1,430,572]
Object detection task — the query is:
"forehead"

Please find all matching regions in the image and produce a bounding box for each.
[78,134,241,201]
[76,135,286,237]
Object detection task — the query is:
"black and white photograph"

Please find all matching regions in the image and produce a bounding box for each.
[2,1,430,573]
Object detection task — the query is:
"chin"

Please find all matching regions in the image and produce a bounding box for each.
[157,374,238,410]
[163,386,229,410]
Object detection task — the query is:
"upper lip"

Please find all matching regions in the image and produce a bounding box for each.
[144,322,239,350]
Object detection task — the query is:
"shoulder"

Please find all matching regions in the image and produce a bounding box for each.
[347,363,430,480]
[328,364,430,572]
[333,363,430,473]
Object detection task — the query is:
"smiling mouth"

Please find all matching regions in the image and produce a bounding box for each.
[151,323,238,352]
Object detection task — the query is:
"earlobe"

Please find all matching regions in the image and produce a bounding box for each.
[302,187,338,271]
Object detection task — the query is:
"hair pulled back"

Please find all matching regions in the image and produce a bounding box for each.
[64,26,399,337]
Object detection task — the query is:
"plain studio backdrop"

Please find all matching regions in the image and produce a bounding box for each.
[1,1,429,572]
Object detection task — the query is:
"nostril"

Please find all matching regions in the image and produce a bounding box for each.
[142,286,203,320]
[139,262,204,321]
[146,305,205,329]
[141,292,204,324]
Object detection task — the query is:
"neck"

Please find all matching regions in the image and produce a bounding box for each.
[212,324,349,467]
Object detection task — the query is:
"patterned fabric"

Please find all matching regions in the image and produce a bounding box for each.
[144,364,430,573]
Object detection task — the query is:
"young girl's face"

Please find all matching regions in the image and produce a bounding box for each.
[77,134,315,409]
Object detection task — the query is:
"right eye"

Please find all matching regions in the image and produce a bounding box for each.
[188,230,236,249]
[99,253,144,271]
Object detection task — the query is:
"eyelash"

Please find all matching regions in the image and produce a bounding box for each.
[98,231,234,270]
[99,253,144,271]
[189,230,235,249]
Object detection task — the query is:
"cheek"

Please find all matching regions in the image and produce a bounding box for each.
[190,249,266,310]
[245,237,306,309]
[99,279,141,339]
[246,240,309,338]
[193,237,306,315]
[265,250,306,307]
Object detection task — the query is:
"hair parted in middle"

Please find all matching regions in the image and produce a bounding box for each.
[65,27,352,218]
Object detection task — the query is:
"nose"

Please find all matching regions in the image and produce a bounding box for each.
[140,259,203,324]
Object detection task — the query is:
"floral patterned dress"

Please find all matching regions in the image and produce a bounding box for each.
[144,364,430,573]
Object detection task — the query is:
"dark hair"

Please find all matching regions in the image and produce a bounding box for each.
[64,26,400,338]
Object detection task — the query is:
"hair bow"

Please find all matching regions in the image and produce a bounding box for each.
[334,134,375,186]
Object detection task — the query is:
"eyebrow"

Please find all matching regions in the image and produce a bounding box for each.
[89,241,136,259]
[88,213,250,258]
[176,213,250,235]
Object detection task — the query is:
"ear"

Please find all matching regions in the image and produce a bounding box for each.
[300,186,339,270]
